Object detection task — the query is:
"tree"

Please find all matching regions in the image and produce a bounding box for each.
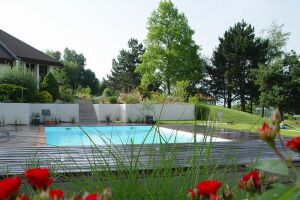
[46,48,100,95]
[45,50,62,61]
[83,69,100,95]
[40,72,60,100]
[284,51,300,114]
[208,20,268,111]
[135,0,203,94]
[107,38,144,92]
[255,22,293,116]
[63,48,86,89]
[261,22,291,61]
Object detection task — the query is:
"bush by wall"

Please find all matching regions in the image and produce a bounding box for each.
[0,65,37,91]
[36,91,53,103]
[0,83,28,102]
[195,103,210,120]
[60,87,74,103]
[125,94,141,104]
[188,96,200,104]
[108,96,118,104]
[40,72,60,100]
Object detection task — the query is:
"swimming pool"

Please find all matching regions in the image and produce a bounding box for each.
[45,126,230,146]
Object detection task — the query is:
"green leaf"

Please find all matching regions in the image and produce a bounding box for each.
[278,187,300,200]
[250,159,289,176]
[259,184,289,200]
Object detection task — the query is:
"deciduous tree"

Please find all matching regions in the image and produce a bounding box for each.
[135,0,203,94]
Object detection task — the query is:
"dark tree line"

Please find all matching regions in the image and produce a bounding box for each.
[105,1,300,115]
[206,21,268,112]
[106,38,144,92]
[206,21,300,115]
[46,48,101,95]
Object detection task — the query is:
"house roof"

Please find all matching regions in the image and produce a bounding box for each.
[0,29,62,66]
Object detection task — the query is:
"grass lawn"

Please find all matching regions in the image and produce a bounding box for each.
[159,105,300,137]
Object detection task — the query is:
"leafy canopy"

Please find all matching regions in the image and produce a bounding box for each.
[135,0,202,94]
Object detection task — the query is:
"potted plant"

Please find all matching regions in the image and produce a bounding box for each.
[44,119,55,125]
[31,113,41,125]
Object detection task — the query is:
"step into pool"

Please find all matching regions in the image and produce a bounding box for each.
[45,126,231,146]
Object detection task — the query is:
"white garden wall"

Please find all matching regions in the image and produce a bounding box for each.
[0,103,79,124]
[0,103,194,124]
[93,104,121,122]
[0,103,30,124]
[93,104,195,122]
[30,104,79,122]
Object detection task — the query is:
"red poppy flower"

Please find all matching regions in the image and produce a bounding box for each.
[0,176,22,200]
[187,188,197,199]
[209,193,219,200]
[49,189,64,200]
[287,137,300,153]
[195,180,222,197]
[17,194,30,200]
[239,171,261,191]
[258,122,275,143]
[75,195,83,200]
[24,168,53,191]
[84,193,99,200]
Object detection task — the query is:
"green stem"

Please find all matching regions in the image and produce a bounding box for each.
[272,146,300,177]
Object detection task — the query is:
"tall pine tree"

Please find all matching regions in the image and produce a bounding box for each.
[107,38,144,92]
[209,20,268,111]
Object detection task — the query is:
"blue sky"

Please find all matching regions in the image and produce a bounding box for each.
[1,0,299,79]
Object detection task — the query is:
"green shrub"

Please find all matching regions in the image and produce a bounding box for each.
[36,91,53,103]
[103,88,114,97]
[75,86,91,99]
[0,65,37,91]
[40,72,60,100]
[60,87,74,103]
[108,96,118,104]
[150,92,167,103]
[195,103,210,120]
[173,80,189,102]
[0,83,28,102]
[188,96,200,104]
[125,94,140,104]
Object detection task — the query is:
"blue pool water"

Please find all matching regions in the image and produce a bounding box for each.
[45,126,230,146]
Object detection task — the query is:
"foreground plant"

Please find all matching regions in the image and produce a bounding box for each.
[187,109,300,200]
[0,168,112,200]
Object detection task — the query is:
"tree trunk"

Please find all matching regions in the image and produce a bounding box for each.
[278,106,284,122]
[223,89,226,107]
[240,91,246,112]
[227,93,232,108]
[250,98,253,114]
[166,79,171,95]
[261,106,265,118]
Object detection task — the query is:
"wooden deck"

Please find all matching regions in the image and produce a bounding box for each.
[0,139,298,176]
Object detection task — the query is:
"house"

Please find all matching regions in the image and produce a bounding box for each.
[195,92,217,105]
[0,29,62,87]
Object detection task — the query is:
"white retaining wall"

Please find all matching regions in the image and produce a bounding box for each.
[30,104,79,123]
[93,104,195,122]
[0,103,79,124]
[0,103,30,124]
[0,103,194,124]
[93,104,121,122]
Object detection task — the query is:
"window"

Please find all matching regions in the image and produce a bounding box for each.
[39,65,48,81]
[25,63,35,71]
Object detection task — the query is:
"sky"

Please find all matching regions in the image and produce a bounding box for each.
[1,0,299,79]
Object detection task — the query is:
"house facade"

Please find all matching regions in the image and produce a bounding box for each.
[0,29,62,87]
